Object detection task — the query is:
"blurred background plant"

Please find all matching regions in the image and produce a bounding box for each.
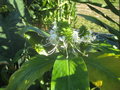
[24,0,76,29]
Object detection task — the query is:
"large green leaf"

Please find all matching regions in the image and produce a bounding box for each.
[9,0,25,17]
[6,55,55,90]
[84,52,120,90]
[51,56,90,90]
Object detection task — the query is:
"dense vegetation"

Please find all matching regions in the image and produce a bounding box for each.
[0,0,120,90]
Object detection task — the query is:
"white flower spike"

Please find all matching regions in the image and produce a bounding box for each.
[46,21,96,58]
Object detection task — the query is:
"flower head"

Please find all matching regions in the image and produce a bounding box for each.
[46,21,96,57]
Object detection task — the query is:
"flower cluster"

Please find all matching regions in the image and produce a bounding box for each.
[47,21,96,57]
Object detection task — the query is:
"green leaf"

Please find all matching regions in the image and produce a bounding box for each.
[95,43,120,55]
[6,55,55,90]
[104,0,120,16]
[9,0,25,17]
[17,26,50,51]
[84,52,120,90]
[87,2,108,9]
[78,14,120,37]
[0,11,25,58]
[18,26,49,38]
[87,4,119,26]
[51,56,90,90]
[8,0,15,8]
[0,88,5,90]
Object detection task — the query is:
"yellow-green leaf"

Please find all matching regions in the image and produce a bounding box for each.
[84,52,120,90]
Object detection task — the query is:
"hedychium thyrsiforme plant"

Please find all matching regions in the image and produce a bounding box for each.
[35,20,96,90]
[5,0,120,89]
[6,20,120,90]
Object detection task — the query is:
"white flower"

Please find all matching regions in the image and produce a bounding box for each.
[52,21,58,30]
[72,31,80,43]
[52,25,57,30]
[59,36,65,41]
[83,35,92,43]
[79,37,85,42]
[49,34,58,45]
[79,31,96,43]
[50,30,56,34]
[48,45,58,55]
[59,36,68,49]
[87,30,96,42]
[47,33,58,55]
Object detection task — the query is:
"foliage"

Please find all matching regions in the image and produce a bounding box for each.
[24,0,76,29]
[0,0,120,90]
[51,56,89,90]
[84,52,120,90]
[6,55,56,90]
[78,0,120,49]
[0,0,27,86]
